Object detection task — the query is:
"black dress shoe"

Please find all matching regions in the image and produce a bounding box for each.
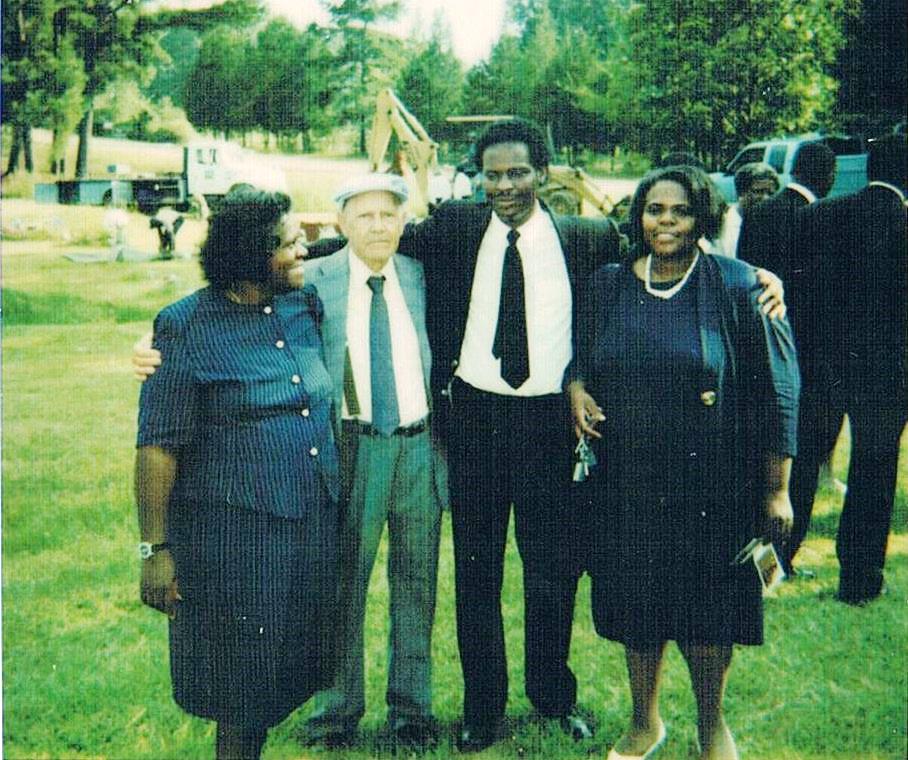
[558,709,594,741]
[456,723,497,753]
[837,583,886,606]
[393,722,438,753]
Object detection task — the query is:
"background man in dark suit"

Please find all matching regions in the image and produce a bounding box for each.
[737,141,838,577]
[737,141,837,280]
[791,135,907,604]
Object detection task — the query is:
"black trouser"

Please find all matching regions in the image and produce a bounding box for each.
[445,378,580,727]
[785,377,906,596]
[835,387,906,599]
[784,381,846,570]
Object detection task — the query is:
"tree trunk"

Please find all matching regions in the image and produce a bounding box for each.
[4,126,22,176]
[50,128,64,174]
[22,124,33,172]
[5,123,36,175]
[75,105,93,178]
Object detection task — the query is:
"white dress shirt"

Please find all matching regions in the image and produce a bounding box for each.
[713,204,742,258]
[456,201,573,396]
[343,251,429,426]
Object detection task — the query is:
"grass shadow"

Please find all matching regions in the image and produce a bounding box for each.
[4,287,159,325]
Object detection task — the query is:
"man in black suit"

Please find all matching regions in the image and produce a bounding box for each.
[792,135,907,604]
[395,119,620,751]
[737,141,838,577]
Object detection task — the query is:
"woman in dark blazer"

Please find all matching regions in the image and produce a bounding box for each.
[136,188,339,759]
[569,166,800,760]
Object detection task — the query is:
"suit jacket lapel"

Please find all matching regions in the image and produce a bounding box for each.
[550,209,575,265]
[304,249,350,417]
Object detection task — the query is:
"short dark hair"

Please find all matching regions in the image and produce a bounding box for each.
[734,162,780,196]
[200,187,291,289]
[791,141,836,189]
[626,165,725,251]
[474,118,550,171]
[867,134,907,189]
[657,151,706,170]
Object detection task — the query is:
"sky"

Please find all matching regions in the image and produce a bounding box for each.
[264,0,508,66]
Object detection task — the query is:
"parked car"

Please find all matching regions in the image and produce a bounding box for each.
[709,133,867,202]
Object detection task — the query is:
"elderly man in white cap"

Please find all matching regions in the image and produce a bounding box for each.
[132,175,445,752]
[301,173,445,751]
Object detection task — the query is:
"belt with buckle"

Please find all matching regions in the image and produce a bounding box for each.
[343,417,429,438]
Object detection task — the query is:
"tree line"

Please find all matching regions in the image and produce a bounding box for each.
[3,0,905,178]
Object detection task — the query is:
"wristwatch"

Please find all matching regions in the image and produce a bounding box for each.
[138,541,170,560]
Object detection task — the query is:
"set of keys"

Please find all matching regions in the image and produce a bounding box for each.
[572,435,598,482]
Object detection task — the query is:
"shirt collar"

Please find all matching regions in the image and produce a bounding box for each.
[347,247,398,287]
[868,181,907,204]
[786,182,817,204]
[488,199,546,239]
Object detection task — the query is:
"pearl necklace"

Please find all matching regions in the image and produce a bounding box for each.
[644,252,700,299]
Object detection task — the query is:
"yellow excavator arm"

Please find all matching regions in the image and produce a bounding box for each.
[368,89,440,218]
[545,165,615,217]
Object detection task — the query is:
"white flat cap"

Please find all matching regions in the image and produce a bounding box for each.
[333,173,409,208]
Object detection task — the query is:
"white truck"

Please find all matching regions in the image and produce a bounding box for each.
[34,141,287,215]
[709,133,867,203]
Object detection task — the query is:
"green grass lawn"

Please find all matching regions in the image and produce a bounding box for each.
[3,241,906,760]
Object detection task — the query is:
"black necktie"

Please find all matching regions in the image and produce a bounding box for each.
[367,275,400,435]
[492,229,529,388]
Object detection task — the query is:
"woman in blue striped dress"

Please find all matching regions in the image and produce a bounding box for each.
[135,188,340,759]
